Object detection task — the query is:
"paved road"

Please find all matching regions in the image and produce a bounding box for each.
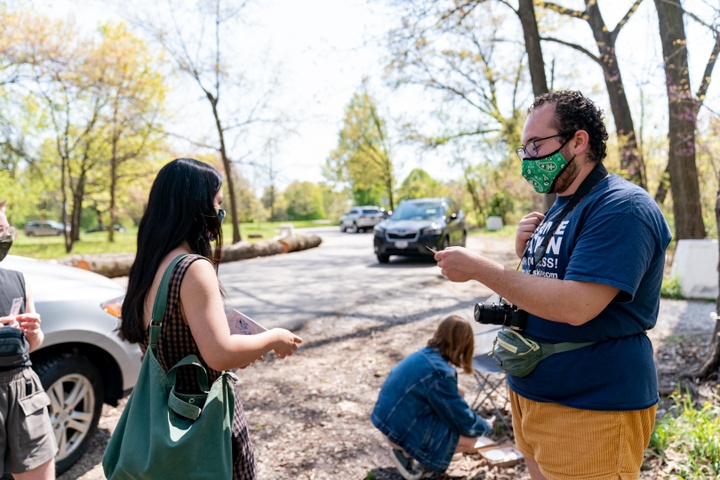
[219,226,471,331]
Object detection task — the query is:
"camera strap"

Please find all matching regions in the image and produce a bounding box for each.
[525,162,608,274]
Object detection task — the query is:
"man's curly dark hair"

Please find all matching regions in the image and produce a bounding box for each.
[529,90,609,163]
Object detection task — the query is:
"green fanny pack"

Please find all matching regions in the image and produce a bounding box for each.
[490,329,596,377]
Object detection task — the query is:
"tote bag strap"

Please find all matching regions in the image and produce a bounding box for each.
[149,254,190,353]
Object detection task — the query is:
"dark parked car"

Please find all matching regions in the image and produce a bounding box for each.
[86,224,127,233]
[373,197,467,263]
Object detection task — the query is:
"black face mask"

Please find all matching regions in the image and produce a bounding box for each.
[0,239,12,262]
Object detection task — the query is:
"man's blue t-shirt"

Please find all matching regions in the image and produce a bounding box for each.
[507,173,672,411]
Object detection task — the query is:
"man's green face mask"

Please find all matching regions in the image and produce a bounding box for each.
[521,140,574,194]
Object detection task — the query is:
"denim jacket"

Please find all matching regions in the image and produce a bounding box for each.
[371,347,490,472]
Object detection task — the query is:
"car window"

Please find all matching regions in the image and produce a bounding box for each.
[362,209,380,214]
[392,202,445,221]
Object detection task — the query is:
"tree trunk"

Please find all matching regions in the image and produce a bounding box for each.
[209,94,242,243]
[695,182,720,380]
[60,154,72,254]
[463,169,484,225]
[654,0,705,240]
[654,163,671,204]
[518,0,548,98]
[516,0,554,211]
[109,137,118,244]
[585,1,646,189]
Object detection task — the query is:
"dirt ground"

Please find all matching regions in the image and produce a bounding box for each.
[59,237,719,480]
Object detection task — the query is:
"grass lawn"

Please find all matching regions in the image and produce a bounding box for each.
[12,220,331,260]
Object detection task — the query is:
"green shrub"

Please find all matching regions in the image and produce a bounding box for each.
[661,276,685,299]
[649,390,720,479]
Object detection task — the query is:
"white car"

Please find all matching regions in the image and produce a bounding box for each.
[340,206,385,233]
[2,255,141,474]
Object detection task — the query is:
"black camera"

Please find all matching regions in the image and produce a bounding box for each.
[474,301,528,330]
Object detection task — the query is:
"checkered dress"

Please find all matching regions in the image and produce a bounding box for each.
[140,254,257,480]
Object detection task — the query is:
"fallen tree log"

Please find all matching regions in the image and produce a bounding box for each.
[279,235,322,253]
[221,239,285,262]
[55,235,322,278]
[56,253,137,278]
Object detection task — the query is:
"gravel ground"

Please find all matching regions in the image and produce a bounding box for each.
[57,241,718,480]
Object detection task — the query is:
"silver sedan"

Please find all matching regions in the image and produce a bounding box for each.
[2,255,141,474]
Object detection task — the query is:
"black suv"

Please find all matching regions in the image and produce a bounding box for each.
[373,197,466,263]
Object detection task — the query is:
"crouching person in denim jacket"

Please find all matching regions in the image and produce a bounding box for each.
[371,315,491,480]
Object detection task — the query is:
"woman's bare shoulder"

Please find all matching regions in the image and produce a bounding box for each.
[181,256,217,290]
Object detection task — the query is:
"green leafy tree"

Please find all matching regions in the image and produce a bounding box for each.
[396,168,444,201]
[93,22,166,242]
[319,184,349,221]
[284,181,325,221]
[261,185,289,222]
[325,87,396,210]
[232,174,267,223]
[0,10,168,251]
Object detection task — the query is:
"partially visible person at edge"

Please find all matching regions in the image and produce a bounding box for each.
[434,91,671,480]
[371,315,492,480]
[0,199,57,480]
[119,158,303,479]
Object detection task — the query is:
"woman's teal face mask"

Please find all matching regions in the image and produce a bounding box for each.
[521,141,574,194]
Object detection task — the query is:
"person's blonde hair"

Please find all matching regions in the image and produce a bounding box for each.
[427,315,475,374]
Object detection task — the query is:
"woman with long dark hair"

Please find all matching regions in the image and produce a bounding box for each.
[120,158,301,478]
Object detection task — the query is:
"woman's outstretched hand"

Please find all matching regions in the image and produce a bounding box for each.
[271,328,303,359]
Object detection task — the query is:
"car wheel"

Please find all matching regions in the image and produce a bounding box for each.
[349,222,359,233]
[340,224,346,232]
[377,253,390,263]
[460,231,467,247]
[34,354,104,474]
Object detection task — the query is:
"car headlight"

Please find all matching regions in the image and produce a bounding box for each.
[101,296,125,318]
[421,225,443,235]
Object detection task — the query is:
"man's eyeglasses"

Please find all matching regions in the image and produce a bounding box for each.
[217,209,226,223]
[0,226,17,240]
[516,132,574,160]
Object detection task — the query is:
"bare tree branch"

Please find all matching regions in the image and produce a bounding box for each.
[538,1,586,20]
[610,0,645,43]
[541,36,602,65]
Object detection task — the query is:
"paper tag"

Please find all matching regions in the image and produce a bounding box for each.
[9,297,22,316]
[227,309,267,335]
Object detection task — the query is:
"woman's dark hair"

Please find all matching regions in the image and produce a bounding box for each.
[427,315,475,374]
[120,158,224,343]
[530,90,609,163]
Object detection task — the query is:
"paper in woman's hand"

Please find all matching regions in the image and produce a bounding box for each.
[227,309,267,335]
[9,297,22,316]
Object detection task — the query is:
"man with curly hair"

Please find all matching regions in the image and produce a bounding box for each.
[434,90,672,479]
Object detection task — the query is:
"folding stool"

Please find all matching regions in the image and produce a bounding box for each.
[470,326,512,436]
